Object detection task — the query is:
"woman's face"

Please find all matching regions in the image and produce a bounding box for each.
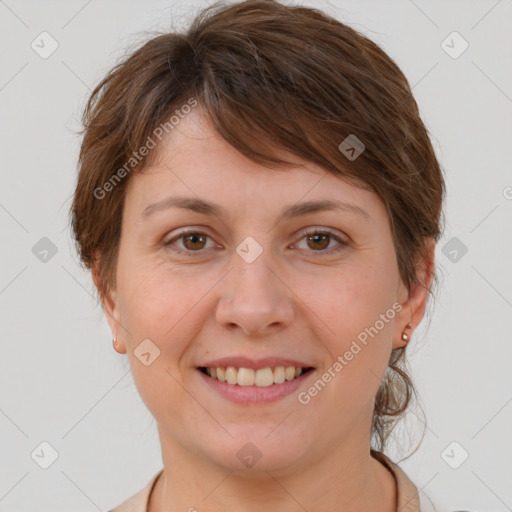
[102,109,428,474]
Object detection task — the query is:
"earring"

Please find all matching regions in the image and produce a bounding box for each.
[401,322,413,343]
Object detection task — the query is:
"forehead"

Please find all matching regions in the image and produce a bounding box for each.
[124,109,383,222]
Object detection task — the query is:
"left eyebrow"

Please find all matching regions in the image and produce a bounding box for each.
[141,195,372,223]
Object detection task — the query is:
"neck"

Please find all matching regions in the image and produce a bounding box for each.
[148,434,396,512]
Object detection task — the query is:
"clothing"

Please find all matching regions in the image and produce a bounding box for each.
[108,451,437,512]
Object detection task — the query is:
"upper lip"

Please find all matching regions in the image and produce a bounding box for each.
[199,356,314,370]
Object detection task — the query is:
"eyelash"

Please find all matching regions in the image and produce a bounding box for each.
[163,228,349,257]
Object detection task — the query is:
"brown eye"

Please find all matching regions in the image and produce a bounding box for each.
[164,230,214,255]
[181,232,207,250]
[306,232,331,251]
[295,229,348,255]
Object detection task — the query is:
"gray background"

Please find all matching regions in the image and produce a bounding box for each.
[1,0,511,510]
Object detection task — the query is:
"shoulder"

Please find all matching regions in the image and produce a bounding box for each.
[108,469,163,512]
[372,450,422,511]
[372,451,482,512]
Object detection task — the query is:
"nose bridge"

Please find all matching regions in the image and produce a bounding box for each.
[232,237,281,305]
[215,236,294,334]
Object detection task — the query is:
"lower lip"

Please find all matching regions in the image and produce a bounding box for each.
[197,369,315,404]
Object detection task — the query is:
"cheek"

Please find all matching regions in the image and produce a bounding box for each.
[116,260,217,380]
[117,266,201,424]
[117,252,188,334]
[313,258,397,343]
[306,259,397,397]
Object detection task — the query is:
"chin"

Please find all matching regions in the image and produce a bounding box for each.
[201,427,312,474]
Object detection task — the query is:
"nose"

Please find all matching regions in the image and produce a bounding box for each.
[215,248,295,337]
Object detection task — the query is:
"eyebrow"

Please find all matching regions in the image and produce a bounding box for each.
[141,195,372,222]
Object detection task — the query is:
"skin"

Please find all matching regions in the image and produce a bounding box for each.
[96,107,434,512]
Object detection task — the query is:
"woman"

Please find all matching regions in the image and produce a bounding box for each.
[70,1,447,510]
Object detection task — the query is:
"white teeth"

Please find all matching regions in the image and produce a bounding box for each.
[254,368,274,387]
[203,365,308,386]
[285,366,296,381]
[273,366,285,384]
[225,366,237,385]
[216,367,226,382]
[237,367,254,386]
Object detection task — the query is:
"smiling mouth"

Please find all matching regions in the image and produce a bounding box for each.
[198,366,315,387]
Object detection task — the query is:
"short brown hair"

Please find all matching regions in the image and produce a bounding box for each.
[70,0,445,453]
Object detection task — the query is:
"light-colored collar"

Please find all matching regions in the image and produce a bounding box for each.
[107,468,162,512]
[371,450,422,511]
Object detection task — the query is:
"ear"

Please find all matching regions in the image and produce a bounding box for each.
[393,238,436,349]
[92,259,126,354]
